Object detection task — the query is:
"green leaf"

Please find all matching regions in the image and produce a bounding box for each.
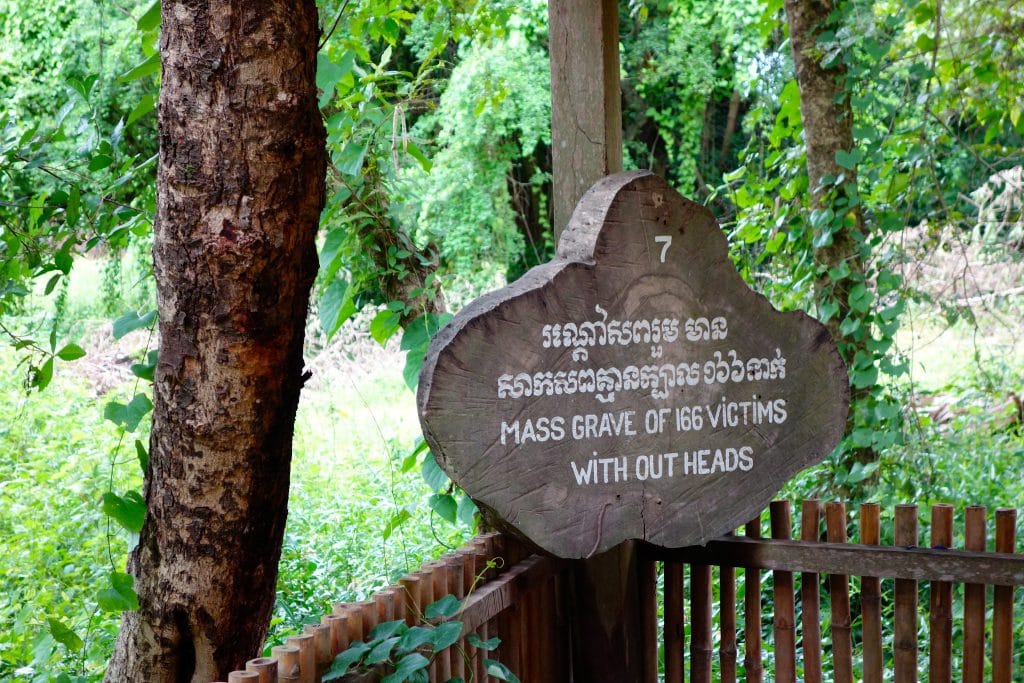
[835,148,864,170]
[31,357,54,391]
[427,621,462,651]
[323,642,371,680]
[818,300,839,323]
[421,453,448,492]
[383,508,411,541]
[466,634,500,651]
[456,494,478,528]
[137,1,161,31]
[365,636,400,665]
[319,279,353,340]
[370,309,401,346]
[47,619,84,653]
[403,345,426,391]
[381,653,430,683]
[425,595,461,620]
[102,491,146,533]
[848,283,873,314]
[57,343,86,361]
[396,625,434,654]
[113,309,157,339]
[336,141,367,177]
[118,53,160,82]
[135,440,149,474]
[104,393,154,432]
[97,571,139,612]
[405,141,432,173]
[484,660,520,683]
[369,619,407,642]
[127,93,156,126]
[852,365,879,389]
[429,493,457,524]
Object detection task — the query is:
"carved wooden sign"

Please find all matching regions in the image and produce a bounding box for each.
[418,171,849,558]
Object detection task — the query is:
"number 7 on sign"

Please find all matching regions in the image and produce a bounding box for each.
[654,235,672,263]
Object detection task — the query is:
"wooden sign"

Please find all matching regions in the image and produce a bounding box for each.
[418,171,849,558]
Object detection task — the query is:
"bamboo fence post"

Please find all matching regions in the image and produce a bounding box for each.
[303,622,332,670]
[860,502,883,683]
[664,560,684,683]
[245,656,279,683]
[992,508,1016,683]
[928,504,954,683]
[825,502,853,683]
[800,500,822,683]
[641,557,659,683]
[719,557,738,683]
[431,561,453,681]
[460,548,480,680]
[446,553,468,682]
[743,515,763,683]
[963,505,987,683]
[769,501,796,683]
[400,574,423,626]
[375,588,397,624]
[324,613,349,655]
[354,599,377,639]
[285,633,316,683]
[228,672,260,682]
[271,644,300,683]
[894,504,919,683]
[691,560,713,683]
[343,606,364,648]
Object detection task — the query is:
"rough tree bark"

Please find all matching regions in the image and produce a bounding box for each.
[784,0,865,343]
[105,0,326,680]
[785,0,875,466]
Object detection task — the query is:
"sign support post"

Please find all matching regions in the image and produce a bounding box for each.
[549,2,652,680]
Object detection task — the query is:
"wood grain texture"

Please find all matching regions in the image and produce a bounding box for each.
[419,171,850,558]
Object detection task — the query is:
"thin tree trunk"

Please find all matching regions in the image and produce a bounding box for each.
[105,1,326,680]
[719,89,741,172]
[785,0,875,467]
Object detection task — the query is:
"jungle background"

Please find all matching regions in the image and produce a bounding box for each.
[0,0,1021,680]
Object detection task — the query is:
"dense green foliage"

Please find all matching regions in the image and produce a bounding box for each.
[0,0,1022,679]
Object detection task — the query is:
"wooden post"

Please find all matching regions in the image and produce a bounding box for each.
[549,0,623,241]
[549,2,644,680]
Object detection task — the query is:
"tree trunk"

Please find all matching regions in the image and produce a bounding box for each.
[784,0,875,467]
[105,1,326,680]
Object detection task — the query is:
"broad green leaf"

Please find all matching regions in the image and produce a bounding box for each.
[427,621,462,652]
[467,634,500,651]
[369,619,407,641]
[484,660,520,683]
[127,93,156,126]
[323,642,371,680]
[319,279,352,340]
[57,344,86,361]
[835,148,864,171]
[97,572,139,612]
[102,491,146,533]
[365,636,400,665]
[383,508,411,541]
[104,393,153,432]
[113,310,157,339]
[118,54,160,82]
[381,653,429,683]
[421,453,448,493]
[425,594,461,620]
[137,1,160,31]
[136,440,149,474]
[428,493,457,524]
[47,619,83,653]
[370,309,401,346]
[396,625,434,654]
[31,358,54,391]
[456,494,478,528]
